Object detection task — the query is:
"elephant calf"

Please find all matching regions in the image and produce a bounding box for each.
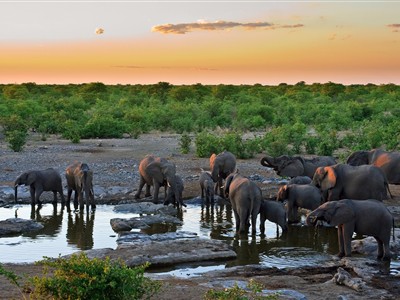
[65,162,95,211]
[199,170,215,203]
[14,168,65,207]
[307,199,394,261]
[277,184,322,223]
[224,172,262,236]
[259,200,288,235]
[164,175,186,208]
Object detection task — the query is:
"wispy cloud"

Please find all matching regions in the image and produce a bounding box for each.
[152,20,303,34]
[387,23,400,32]
[95,27,104,35]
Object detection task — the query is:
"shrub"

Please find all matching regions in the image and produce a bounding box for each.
[30,253,160,300]
[6,130,28,152]
[179,133,191,154]
[195,131,222,158]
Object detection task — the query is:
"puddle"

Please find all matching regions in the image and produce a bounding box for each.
[0,201,398,277]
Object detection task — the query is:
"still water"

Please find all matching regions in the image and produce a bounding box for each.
[0,200,396,276]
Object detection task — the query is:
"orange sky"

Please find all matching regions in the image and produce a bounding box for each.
[1,1,399,85]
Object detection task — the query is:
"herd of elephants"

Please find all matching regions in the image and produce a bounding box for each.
[12,147,400,262]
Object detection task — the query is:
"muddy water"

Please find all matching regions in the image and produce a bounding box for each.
[0,201,397,276]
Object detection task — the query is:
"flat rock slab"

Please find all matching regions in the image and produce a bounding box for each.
[113,202,177,215]
[110,214,182,232]
[81,238,236,267]
[0,218,44,236]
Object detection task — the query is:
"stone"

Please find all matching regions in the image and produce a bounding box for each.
[0,218,44,236]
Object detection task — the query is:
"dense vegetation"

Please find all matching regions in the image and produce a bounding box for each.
[1,82,399,158]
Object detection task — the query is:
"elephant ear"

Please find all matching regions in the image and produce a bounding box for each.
[321,167,336,190]
[224,173,235,197]
[209,153,217,170]
[280,157,304,177]
[27,172,37,186]
[277,185,288,201]
[329,200,355,226]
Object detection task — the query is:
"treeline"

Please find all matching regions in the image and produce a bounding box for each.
[0,81,399,158]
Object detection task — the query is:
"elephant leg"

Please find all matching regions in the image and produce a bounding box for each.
[233,210,240,234]
[260,215,266,235]
[153,183,160,203]
[35,188,43,207]
[73,191,79,210]
[67,188,73,205]
[251,213,257,236]
[29,187,36,206]
[375,237,384,260]
[145,183,152,198]
[342,225,353,257]
[52,191,58,205]
[201,188,205,199]
[78,190,84,210]
[134,177,146,199]
[337,225,345,258]
[90,189,96,210]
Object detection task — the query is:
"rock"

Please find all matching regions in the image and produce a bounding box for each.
[331,267,365,292]
[110,214,182,232]
[0,218,44,236]
[113,202,177,215]
[116,231,198,245]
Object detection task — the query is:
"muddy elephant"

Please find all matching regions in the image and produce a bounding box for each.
[261,155,336,178]
[65,162,95,211]
[312,164,391,202]
[276,184,322,223]
[259,199,288,235]
[14,168,65,207]
[306,199,394,260]
[347,148,400,185]
[288,176,312,185]
[210,150,236,198]
[164,174,186,208]
[135,155,182,206]
[199,170,215,203]
[224,172,262,236]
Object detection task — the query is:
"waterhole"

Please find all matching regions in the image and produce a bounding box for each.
[0,200,398,277]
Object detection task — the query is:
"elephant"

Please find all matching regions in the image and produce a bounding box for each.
[288,176,312,185]
[259,199,288,235]
[260,155,336,178]
[306,199,394,260]
[224,172,262,236]
[65,162,95,211]
[14,168,65,207]
[347,148,400,185]
[134,155,182,206]
[276,184,322,223]
[312,164,392,202]
[199,170,215,203]
[210,150,236,198]
[164,174,186,208]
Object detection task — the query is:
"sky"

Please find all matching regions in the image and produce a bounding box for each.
[1,0,400,85]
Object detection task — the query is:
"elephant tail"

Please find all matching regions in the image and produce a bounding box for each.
[386,182,393,199]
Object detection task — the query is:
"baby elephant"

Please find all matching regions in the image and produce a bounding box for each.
[277,184,322,223]
[307,199,394,261]
[259,199,288,235]
[164,175,186,208]
[199,170,215,203]
[65,162,95,211]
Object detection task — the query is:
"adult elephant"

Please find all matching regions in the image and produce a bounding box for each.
[276,184,322,223]
[306,199,394,260]
[312,164,392,202]
[134,155,182,206]
[14,168,65,207]
[260,155,336,178]
[210,150,236,198]
[65,162,95,211]
[347,148,400,184]
[224,172,262,236]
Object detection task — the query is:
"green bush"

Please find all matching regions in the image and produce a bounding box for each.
[195,131,222,158]
[179,133,191,154]
[30,253,160,300]
[6,130,28,152]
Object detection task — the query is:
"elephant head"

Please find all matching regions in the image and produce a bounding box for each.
[14,171,36,202]
[346,150,369,166]
[306,200,355,227]
[312,166,336,191]
[276,185,288,202]
[260,155,305,177]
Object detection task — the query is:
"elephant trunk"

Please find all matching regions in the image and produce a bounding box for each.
[14,185,18,203]
[260,156,275,168]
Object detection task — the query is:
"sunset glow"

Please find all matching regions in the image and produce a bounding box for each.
[1,1,399,85]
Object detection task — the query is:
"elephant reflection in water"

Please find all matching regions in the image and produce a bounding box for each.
[28,204,66,238]
[200,200,233,239]
[66,211,95,250]
[228,238,260,267]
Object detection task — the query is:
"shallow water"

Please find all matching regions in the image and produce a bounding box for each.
[0,201,397,277]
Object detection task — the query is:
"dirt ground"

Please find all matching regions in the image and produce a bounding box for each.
[0,133,400,299]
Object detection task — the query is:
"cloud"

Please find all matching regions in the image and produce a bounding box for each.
[152,20,303,34]
[95,27,104,35]
[387,24,400,32]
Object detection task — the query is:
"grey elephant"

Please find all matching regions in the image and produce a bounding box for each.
[312,164,391,202]
[259,199,288,235]
[164,174,186,208]
[199,170,215,203]
[135,155,182,206]
[224,172,262,236]
[288,176,312,185]
[276,184,322,223]
[306,199,394,260]
[65,162,95,211]
[347,148,400,185]
[210,150,236,198]
[14,168,65,207]
[261,155,336,178]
